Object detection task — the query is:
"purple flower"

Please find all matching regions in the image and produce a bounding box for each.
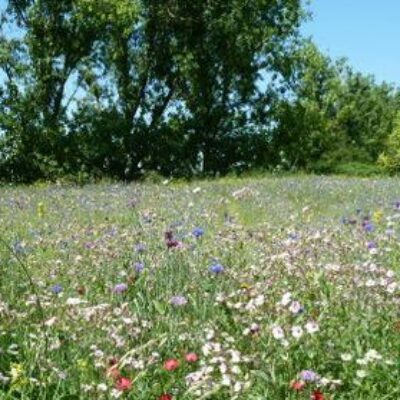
[170,295,188,306]
[51,284,63,294]
[299,370,320,382]
[209,263,224,274]
[134,262,145,273]
[192,227,204,238]
[363,222,374,233]
[135,243,146,253]
[367,241,377,249]
[113,283,128,294]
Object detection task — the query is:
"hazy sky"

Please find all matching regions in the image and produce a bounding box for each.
[303,1,399,84]
[0,0,398,84]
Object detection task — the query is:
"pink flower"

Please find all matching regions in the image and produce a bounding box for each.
[290,380,306,391]
[116,377,132,391]
[164,358,180,371]
[185,352,198,363]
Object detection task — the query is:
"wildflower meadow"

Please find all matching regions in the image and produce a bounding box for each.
[0,176,399,399]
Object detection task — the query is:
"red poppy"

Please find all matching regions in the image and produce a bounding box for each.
[159,394,173,400]
[311,390,325,400]
[185,352,199,363]
[116,377,132,391]
[290,380,306,391]
[163,358,180,371]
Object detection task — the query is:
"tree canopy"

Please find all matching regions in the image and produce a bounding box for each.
[0,0,398,182]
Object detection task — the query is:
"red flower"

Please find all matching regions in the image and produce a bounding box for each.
[311,390,325,400]
[185,352,199,363]
[116,377,132,391]
[163,358,180,371]
[159,394,173,400]
[290,380,306,391]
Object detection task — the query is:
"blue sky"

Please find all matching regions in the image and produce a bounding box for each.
[303,1,399,84]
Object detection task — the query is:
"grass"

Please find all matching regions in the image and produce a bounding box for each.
[0,175,399,399]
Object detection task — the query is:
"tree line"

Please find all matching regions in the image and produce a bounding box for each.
[0,0,399,183]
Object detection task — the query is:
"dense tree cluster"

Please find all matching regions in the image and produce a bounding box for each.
[0,0,398,182]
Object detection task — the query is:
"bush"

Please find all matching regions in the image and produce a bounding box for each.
[331,162,383,177]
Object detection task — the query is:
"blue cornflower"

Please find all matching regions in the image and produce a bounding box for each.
[51,284,63,294]
[209,263,224,274]
[113,283,128,294]
[135,243,146,253]
[192,227,204,238]
[134,261,145,273]
[299,370,320,382]
[363,222,374,233]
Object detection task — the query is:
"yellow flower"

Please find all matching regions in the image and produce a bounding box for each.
[373,209,384,223]
[10,363,24,382]
[10,363,28,390]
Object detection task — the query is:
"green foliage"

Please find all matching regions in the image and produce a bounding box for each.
[0,1,399,182]
[378,113,400,173]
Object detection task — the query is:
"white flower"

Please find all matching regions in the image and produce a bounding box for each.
[221,374,231,386]
[281,339,290,347]
[45,317,57,327]
[289,301,302,314]
[365,349,382,361]
[66,297,87,306]
[340,353,353,362]
[110,388,123,398]
[280,292,292,306]
[386,282,397,293]
[231,365,242,375]
[254,295,265,306]
[0,372,10,384]
[229,350,241,363]
[291,325,304,339]
[97,383,108,392]
[356,370,368,378]
[234,381,242,392]
[305,321,319,334]
[272,325,285,340]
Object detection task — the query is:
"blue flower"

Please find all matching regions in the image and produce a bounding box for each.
[363,222,374,232]
[51,284,63,294]
[209,263,224,274]
[113,283,128,294]
[299,370,320,382]
[135,243,146,253]
[134,262,144,273]
[192,227,204,238]
[170,295,188,306]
